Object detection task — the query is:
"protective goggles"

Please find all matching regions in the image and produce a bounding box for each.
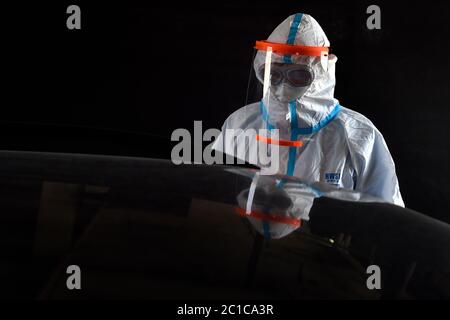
[257,63,314,87]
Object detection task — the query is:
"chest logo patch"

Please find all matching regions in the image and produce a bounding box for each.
[325,172,341,186]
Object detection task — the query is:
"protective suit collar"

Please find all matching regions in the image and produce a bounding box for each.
[260,100,341,135]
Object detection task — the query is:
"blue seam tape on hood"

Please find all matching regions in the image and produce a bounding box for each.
[287,13,303,44]
[283,13,303,64]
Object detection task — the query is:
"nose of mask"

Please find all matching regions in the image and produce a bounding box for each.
[271,82,310,103]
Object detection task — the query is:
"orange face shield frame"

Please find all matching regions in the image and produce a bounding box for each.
[254,40,329,57]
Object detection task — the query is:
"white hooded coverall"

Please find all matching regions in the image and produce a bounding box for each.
[213,13,404,207]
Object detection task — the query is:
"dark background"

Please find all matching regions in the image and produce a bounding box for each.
[3,1,450,222]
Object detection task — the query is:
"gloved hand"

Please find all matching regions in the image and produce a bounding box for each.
[236,175,317,239]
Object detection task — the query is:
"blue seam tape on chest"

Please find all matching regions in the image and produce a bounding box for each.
[259,101,276,131]
[259,101,341,135]
[287,101,299,176]
[294,104,341,135]
[262,221,271,239]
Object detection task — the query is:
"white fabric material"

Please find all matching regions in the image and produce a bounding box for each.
[213,13,404,208]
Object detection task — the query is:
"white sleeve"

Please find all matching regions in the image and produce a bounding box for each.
[352,129,405,207]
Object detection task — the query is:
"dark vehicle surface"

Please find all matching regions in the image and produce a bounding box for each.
[1,151,449,300]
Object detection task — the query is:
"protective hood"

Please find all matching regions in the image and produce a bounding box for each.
[253,14,340,130]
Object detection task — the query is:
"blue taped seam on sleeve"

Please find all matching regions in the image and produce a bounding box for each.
[309,186,324,197]
[276,180,285,188]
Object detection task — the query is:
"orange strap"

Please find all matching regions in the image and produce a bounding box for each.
[256,134,303,147]
[236,207,301,227]
[255,40,329,57]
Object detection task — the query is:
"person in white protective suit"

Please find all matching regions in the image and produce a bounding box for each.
[213,13,404,208]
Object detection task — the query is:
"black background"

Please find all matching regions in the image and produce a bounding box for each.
[3,1,450,222]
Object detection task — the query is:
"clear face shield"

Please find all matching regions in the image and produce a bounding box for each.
[240,41,330,173]
[246,40,330,118]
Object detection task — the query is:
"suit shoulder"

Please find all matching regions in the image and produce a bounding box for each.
[336,106,381,138]
[338,106,376,127]
[222,102,261,130]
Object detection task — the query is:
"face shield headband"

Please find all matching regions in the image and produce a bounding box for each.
[254,40,329,58]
